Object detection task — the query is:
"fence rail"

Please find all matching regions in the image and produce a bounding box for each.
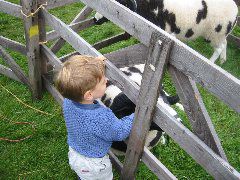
[46,18,95,41]
[0,36,27,55]
[228,34,240,48]
[0,45,30,87]
[0,0,79,18]
[0,64,22,83]
[0,0,22,18]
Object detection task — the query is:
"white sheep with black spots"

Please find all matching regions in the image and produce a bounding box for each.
[102,63,183,156]
[94,0,238,64]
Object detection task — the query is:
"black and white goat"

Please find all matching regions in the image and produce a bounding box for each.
[103,64,183,156]
[95,0,238,64]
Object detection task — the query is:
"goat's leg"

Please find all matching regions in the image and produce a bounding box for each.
[209,41,226,63]
[94,12,108,25]
[219,39,227,64]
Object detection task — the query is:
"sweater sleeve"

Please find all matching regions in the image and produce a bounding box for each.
[93,108,134,141]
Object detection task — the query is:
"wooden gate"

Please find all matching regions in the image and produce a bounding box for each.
[0,0,240,179]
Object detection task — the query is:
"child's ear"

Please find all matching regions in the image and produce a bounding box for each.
[96,56,106,61]
[83,90,94,101]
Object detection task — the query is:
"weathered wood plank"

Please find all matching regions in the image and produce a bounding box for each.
[0,45,30,87]
[170,43,240,113]
[45,0,77,9]
[153,103,240,179]
[59,51,80,62]
[121,33,173,179]
[169,65,227,160]
[93,32,131,50]
[58,33,132,63]
[0,0,22,18]
[111,146,177,179]
[21,0,42,99]
[78,0,240,113]
[46,18,95,41]
[108,150,123,174]
[142,147,177,180]
[43,8,100,56]
[38,2,48,75]
[104,43,147,68]
[41,44,62,69]
[228,34,240,48]
[0,64,22,83]
[0,36,27,55]
[114,139,178,179]
[42,74,63,105]
[51,6,93,53]
[71,6,92,22]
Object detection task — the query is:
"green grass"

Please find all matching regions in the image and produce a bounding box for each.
[0,1,240,179]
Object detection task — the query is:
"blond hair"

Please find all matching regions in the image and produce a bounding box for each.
[55,55,105,102]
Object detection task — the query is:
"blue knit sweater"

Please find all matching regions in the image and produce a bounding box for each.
[63,98,134,158]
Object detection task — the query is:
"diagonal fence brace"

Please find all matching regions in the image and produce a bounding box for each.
[169,65,228,161]
[120,32,174,179]
[0,45,31,88]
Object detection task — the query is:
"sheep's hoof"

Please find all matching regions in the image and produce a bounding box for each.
[160,132,169,145]
[219,58,226,64]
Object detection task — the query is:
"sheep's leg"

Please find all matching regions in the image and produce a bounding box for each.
[219,39,227,64]
[209,42,226,63]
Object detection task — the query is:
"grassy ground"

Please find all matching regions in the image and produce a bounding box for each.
[0,1,240,179]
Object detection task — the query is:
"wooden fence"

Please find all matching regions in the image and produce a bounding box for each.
[0,0,240,179]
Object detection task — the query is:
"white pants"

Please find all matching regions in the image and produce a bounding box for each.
[68,147,113,180]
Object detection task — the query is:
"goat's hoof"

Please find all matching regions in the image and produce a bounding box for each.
[219,58,226,64]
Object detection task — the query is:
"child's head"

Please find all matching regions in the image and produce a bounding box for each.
[55,55,107,102]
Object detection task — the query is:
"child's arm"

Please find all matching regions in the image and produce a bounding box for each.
[94,109,134,141]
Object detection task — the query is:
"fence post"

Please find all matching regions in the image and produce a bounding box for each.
[120,32,173,179]
[38,0,48,75]
[21,0,42,99]
[168,65,228,160]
